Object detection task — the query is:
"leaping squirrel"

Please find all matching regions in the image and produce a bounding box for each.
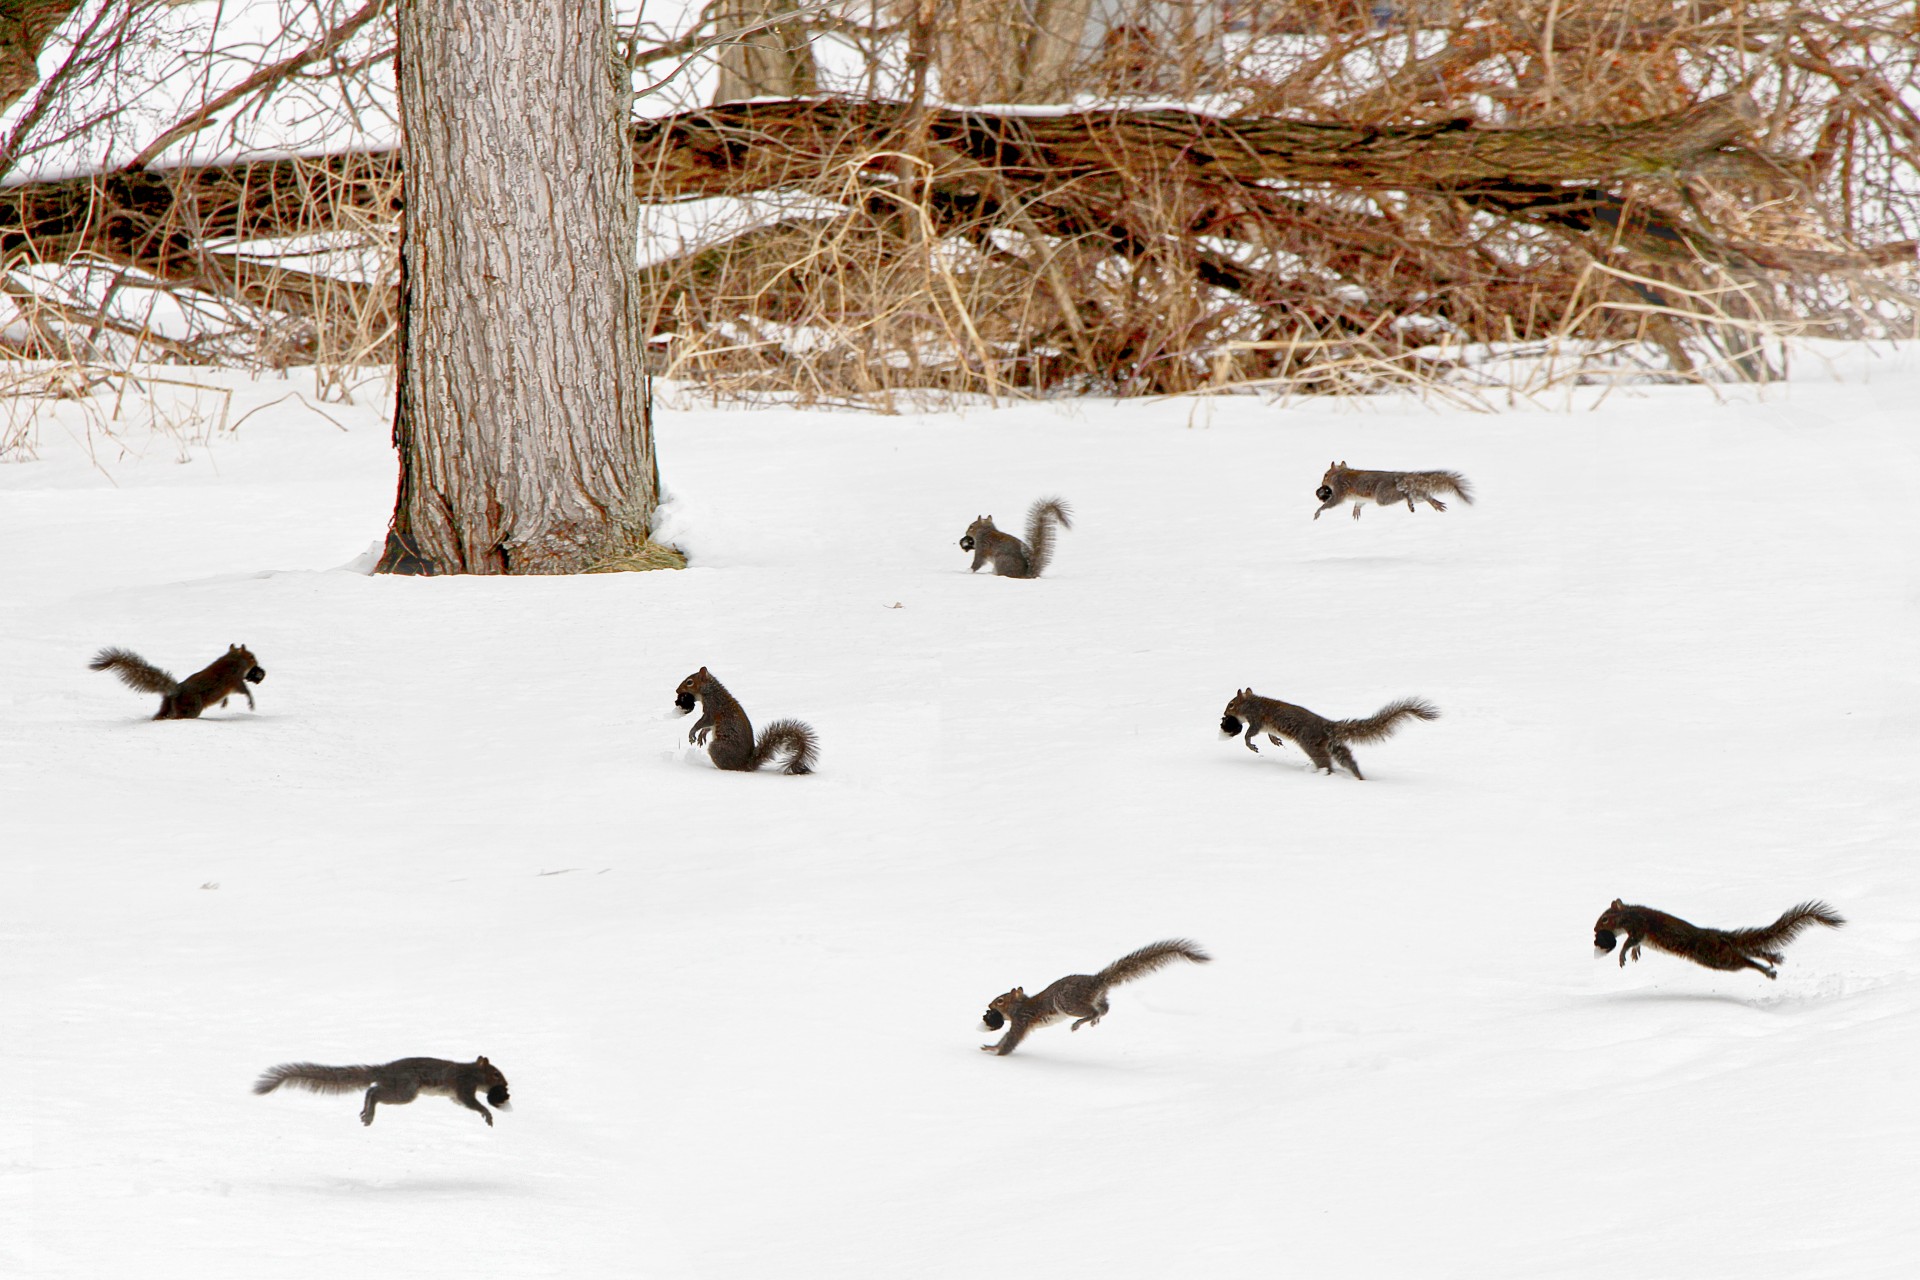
[254,1056,511,1127]
[1220,687,1436,780]
[1594,899,1844,979]
[980,939,1210,1056]
[90,644,265,719]
[1314,462,1473,520]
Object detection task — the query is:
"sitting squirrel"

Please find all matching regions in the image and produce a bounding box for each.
[980,938,1210,1056]
[1313,461,1473,520]
[960,497,1073,578]
[1594,899,1844,980]
[89,644,265,719]
[1221,687,1436,780]
[674,667,818,774]
[254,1056,510,1127]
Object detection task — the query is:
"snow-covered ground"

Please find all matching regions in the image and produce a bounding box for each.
[4,352,1917,1279]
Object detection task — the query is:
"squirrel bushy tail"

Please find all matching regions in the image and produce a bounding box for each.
[1335,698,1439,744]
[1095,938,1211,987]
[750,719,819,775]
[253,1063,376,1095]
[1729,901,1846,950]
[1022,497,1073,579]
[88,647,179,696]
[1439,471,1475,505]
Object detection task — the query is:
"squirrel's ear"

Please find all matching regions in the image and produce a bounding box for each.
[1609,899,1623,909]
[698,666,709,675]
[476,1055,489,1065]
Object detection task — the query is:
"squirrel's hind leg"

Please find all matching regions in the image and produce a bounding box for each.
[1330,743,1365,780]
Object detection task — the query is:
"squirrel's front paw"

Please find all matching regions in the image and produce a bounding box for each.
[980,1044,1000,1053]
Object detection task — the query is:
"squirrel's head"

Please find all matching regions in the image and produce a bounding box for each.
[960,515,995,552]
[1593,899,1627,954]
[1223,688,1256,724]
[476,1056,511,1109]
[1317,461,1350,502]
[229,645,266,683]
[981,987,1025,1030]
[674,667,710,713]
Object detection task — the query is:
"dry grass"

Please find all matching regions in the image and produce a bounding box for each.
[3,1,1915,407]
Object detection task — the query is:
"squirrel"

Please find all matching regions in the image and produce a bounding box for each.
[89,644,265,719]
[1594,899,1845,980]
[253,1056,511,1127]
[959,497,1073,578]
[674,667,818,774]
[1313,461,1473,520]
[1220,687,1436,780]
[980,938,1210,1056]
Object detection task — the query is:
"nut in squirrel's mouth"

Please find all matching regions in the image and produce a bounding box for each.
[1220,714,1243,736]
[1315,485,1333,502]
[673,691,696,713]
[1593,928,1617,954]
[487,1086,511,1108]
[245,666,266,684]
[958,535,975,552]
[980,1008,1004,1031]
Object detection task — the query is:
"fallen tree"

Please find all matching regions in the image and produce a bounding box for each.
[2,93,1912,391]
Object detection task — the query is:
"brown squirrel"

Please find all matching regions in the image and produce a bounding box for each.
[1313,461,1473,520]
[1594,899,1845,980]
[960,497,1073,578]
[89,644,265,719]
[253,1056,511,1127]
[1220,687,1436,780]
[980,939,1210,1056]
[674,667,818,774]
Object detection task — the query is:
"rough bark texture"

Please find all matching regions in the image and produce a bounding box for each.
[628,92,1764,197]
[380,0,654,576]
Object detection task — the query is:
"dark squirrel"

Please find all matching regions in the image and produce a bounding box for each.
[89,644,265,719]
[980,939,1211,1056]
[1594,899,1844,980]
[254,1056,511,1127]
[674,667,818,774]
[960,497,1073,578]
[1220,687,1436,780]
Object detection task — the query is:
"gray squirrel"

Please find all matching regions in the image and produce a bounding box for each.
[980,939,1210,1056]
[674,667,818,774]
[254,1056,511,1127]
[1220,687,1436,780]
[960,497,1073,578]
[1313,462,1473,520]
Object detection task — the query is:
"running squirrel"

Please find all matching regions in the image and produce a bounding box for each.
[674,667,818,774]
[253,1056,511,1127]
[959,497,1073,578]
[1220,687,1436,780]
[89,644,265,719]
[1594,899,1845,980]
[1313,461,1473,520]
[980,939,1210,1056]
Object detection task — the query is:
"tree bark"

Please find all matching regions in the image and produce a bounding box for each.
[380,0,655,576]
[712,0,818,103]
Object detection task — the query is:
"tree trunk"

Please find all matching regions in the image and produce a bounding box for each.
[712,0,818,103]
[379,0,655,575]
